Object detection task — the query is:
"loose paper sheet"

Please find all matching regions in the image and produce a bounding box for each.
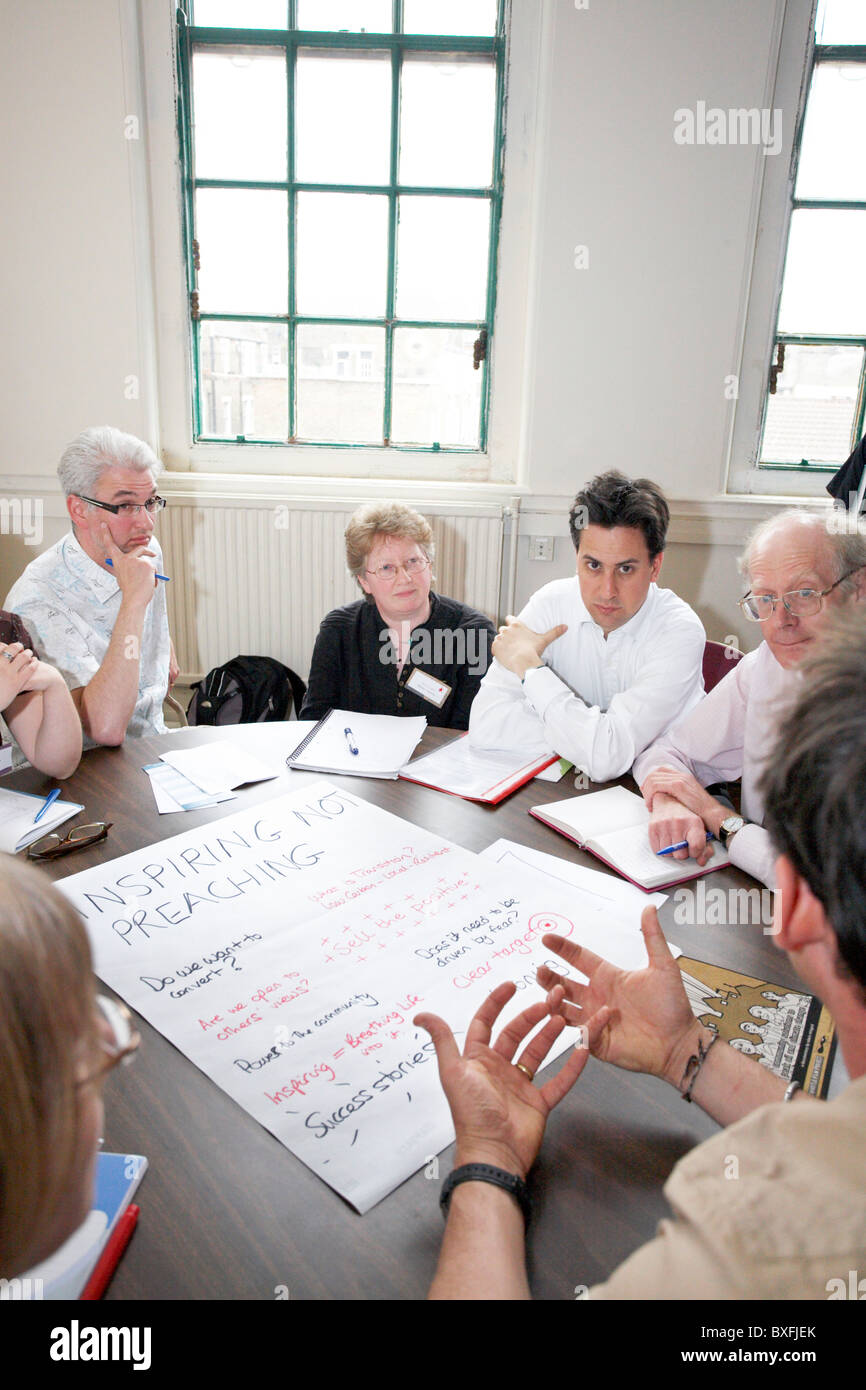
[58,782,648,1213]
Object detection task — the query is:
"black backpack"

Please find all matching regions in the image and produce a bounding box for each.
[187,656,306,726]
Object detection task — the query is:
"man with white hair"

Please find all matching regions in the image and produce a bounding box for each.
[632,510,866,886]
[5,426,177,744]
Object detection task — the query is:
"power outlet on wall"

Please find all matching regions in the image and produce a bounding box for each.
[529,536,554,561]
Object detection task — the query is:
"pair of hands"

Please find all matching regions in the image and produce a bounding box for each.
[0,641,65,711]
[415,906,699,1181]
[492,616,567,680]
[641,766,730,864]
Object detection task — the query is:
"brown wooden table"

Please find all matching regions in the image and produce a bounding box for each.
[10,725,808,1301]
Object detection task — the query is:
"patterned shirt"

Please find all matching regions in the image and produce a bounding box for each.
[5,531,170,740]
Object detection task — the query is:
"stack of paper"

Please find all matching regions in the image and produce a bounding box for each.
[143,743,282,814]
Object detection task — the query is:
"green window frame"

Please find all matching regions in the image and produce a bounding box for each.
[176,2,507,454]
[758,13,866,474]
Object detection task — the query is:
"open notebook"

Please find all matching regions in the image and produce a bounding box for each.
[529,785,731,891]
[0,787,84,854]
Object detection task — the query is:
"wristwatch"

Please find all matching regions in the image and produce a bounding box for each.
[719,814,746,849]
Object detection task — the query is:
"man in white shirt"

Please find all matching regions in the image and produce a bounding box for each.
[468,472,705,782]
[633,510,866,887]
[5,426,177,745]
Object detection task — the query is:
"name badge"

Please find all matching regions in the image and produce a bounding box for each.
[0,743,13,776]
[405,668,452,709]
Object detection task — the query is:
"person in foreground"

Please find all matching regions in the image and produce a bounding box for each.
[468,471,705,781]
[0,610,81,777]
[419,617,866,1298]
[4,426,178,746]
[300,502,494,729]
[0,857,138,1278]
[633,509,866,888]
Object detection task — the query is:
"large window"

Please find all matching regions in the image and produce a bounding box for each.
[177,1,506,454]
[758,0,866,474]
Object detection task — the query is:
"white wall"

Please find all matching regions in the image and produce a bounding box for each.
[0,0,810,660]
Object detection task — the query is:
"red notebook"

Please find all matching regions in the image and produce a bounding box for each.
[400,734,558,804]
[529,786,731,892]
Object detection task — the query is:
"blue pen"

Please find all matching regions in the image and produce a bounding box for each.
[105,557,170,582]
[656,832,714,857]
[344,727,359,756]
[33,787,61,825]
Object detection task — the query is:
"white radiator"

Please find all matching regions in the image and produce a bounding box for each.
[159,497,506,683]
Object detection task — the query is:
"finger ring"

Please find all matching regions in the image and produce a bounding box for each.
[514,1062,534,1082]
[3,652,13,662]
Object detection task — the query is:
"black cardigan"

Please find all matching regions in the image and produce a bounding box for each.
[300,593,495,729]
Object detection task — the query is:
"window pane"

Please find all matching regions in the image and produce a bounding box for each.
[400,56,495,188]
[296,0,392,31]
[396,196,490,320]
[192,50,287,182]
[296,193,388,316]
[295,51,391,185]
[760,345,862,465]
[777,210,866,335]
[196,188,288,314]
[795,63,866,201]
[296,325,384,442]
[199,321,289,440]
[815,0,866,44]
[402,0,498,36]
[391,328,482,447]
[193,0,288,27]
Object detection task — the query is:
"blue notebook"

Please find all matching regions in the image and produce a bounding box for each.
[12,1152,147,1300]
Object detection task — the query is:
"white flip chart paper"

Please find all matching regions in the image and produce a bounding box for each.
[58,782,647,1212]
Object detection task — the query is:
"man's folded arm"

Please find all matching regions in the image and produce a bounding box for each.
[472,633,705,783]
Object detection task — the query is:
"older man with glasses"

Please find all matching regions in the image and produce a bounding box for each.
[5,426,177,745]
[631,510,866,887]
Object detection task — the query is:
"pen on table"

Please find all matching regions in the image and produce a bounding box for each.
[80,1204,140,1301]
[104,557,170,582]
[656,832,714,857]
[344,727,359,756]
[33,787,61,824]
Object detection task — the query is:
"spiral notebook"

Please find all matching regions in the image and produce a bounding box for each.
[286,709,427,779]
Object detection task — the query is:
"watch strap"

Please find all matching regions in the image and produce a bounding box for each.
[440,1163,531,1226]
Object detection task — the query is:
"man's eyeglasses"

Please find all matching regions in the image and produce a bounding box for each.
[28,822,111,861]
[366,556,430,582]
[738,570,860,622]
[77,995,141,1089]
[78,494,166,517]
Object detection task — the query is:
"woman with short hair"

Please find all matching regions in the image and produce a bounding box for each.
[300,502,494,729]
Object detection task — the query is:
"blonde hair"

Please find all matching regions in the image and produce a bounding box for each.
[0,858,97,1276]
[344,502,435,590]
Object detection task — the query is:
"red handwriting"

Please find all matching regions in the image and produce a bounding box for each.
[216,1011,263,1041]
[266,1061,336,1104]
